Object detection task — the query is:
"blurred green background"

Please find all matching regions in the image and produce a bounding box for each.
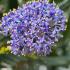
[0,0,70,70]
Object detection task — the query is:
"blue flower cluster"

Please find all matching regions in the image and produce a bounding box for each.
[0,0,66,55]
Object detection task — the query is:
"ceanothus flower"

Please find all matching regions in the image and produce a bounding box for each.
[0,0,67,55]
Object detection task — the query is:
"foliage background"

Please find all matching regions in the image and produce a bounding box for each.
[0,0,70,70]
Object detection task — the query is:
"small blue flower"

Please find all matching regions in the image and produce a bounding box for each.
[0,0,67,55]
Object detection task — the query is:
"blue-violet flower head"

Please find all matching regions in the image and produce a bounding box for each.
[0,0,67,55]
